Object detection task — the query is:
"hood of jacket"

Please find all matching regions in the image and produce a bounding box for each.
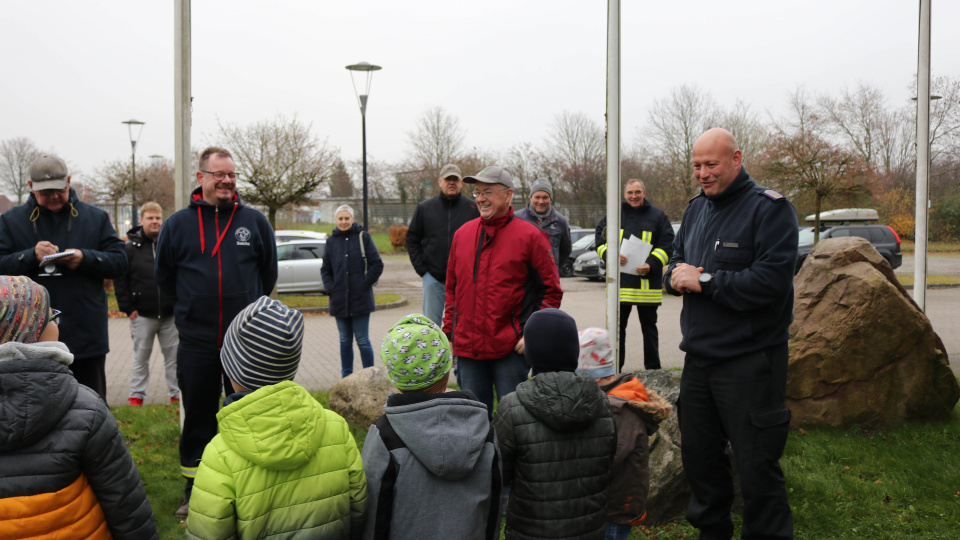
[187,185,242,210]
[516,371,608,431]
[599,373,673,431]
[125,224,155,244]
[0,341,76,452]
[384,390,491,480]
[26,187,81,216]
[215,380,326,471]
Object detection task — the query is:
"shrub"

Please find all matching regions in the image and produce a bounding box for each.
[388,226,408,251]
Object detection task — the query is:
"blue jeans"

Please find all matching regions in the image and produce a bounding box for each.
[336,314,375,378]
[457,352,529,418]
[421,272,446,327]
[604,523,633,540]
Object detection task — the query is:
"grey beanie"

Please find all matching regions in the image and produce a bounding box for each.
[221,296,304,390]
[530,178,553,199]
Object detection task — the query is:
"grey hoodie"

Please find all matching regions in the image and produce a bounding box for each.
[361,390,501,540]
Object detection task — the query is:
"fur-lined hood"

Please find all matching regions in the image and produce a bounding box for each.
[601,373,674,431]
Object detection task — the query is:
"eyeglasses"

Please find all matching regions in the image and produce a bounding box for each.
[48,308,62,326]
[474,187,507,199]
[201,170,240,181]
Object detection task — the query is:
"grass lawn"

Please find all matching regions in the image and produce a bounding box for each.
[901,240,960,254]
[118,391,960,539]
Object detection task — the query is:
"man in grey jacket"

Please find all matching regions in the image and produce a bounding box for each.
[362,314,501,540]
[515,178,572,275]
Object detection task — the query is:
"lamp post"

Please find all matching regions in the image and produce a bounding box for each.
[346,61,382,231]
[122,119,146,226]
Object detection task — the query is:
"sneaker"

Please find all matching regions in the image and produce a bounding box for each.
[127,397,143,406]
[170,397,181,405]
[175,499,189,519]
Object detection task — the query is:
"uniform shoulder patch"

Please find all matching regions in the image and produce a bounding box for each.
[761,189,784,200]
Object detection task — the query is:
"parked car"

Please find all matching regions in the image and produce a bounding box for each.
[275,229,327,243]
[573,248,605,281]
[569,227,593,245]
[276,240,326,293]
[796,224,902,273]
[561,233,596,277]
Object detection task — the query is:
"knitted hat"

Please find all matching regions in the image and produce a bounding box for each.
[0,276,51,344]
[523,308,579,375]
[221,296,304,391]
[576,327,616,379]
[380,313,451,392]
[530,178,553,199]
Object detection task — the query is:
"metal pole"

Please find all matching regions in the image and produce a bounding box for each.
[606,0,622,371]
[914,0,932,311]
[175,0,192,210]
[131,149,138,226]
[362,110,369,231]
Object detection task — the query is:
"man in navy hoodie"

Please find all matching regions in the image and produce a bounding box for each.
[155,146,278,519]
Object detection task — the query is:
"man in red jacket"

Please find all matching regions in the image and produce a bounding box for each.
[443,165,563,416]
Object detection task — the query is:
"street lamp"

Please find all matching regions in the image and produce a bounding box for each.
[122,119,146,226]
[346,61,382,231]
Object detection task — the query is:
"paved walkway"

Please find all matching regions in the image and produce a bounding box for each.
[104,258,960,406]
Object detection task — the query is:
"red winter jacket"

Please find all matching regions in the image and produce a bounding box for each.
[443,208,563,360]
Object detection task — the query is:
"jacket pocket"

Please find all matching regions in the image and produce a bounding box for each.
[713,238,753,271]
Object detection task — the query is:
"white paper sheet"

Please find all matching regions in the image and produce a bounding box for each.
[619,236,652,276]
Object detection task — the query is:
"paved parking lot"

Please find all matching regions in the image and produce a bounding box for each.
[104,255,960,406]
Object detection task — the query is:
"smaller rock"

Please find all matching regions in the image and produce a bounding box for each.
[328,366,394,427]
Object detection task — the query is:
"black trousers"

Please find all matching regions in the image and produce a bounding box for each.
[678,344,793,540]
[619,303,660,370]
[69,355,107,403]
[177,345,231,499]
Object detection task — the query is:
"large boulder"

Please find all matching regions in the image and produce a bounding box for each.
[327,366,394,427]
[788,237,959,428]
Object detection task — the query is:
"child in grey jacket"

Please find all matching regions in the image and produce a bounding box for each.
[362,314,501,540]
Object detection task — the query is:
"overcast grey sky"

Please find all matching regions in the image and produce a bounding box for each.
[1,0,958,190]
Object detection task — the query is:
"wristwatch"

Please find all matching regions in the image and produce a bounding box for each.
[698,272,715,295]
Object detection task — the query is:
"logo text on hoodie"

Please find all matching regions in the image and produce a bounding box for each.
[235,227,251,246]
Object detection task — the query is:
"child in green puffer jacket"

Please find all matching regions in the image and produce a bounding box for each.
[186,296,367,540]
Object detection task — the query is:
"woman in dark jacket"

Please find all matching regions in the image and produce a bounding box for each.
[321,205,384,377]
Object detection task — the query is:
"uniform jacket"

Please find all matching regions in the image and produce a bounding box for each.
[114,225,174,318]
[515,203,572,271]
[0,189,127,358]
[0,341,158,539]
[155,187,278,351]
[492,371,616,540]
[186,380,367,540]
[406,192,479,282]
[597,373,673,525]
[321,223,384,319]
[664,168,798,359]
[595,200,674,304]
[361,390,501,540]
[442,209,563,360]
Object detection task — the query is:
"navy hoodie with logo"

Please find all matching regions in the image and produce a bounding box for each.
[155,187,277,352]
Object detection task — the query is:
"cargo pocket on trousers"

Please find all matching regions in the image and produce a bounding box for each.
[749,405,791,460]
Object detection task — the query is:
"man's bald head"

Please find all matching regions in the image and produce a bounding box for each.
[692,128,743,197]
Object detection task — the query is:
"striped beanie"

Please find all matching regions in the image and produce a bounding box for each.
[0,276,50,344]
[380,313,451,392]
[221,296,304,391]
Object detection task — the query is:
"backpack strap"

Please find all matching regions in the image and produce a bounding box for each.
[359,230,368,277]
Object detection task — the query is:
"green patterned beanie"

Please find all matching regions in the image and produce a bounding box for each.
[380,313,451,392]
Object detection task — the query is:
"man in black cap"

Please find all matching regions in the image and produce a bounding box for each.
[0,154,128,400]
[442,165,563,416]
[406,163,478,326]
[515,178,572,275]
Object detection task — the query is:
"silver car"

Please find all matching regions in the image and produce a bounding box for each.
[277,240,326,294]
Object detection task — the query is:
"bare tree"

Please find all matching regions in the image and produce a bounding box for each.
[926,75,960,165]
[642,85,718,200]
[542,111,606,205]
[90,159,136,234]
[500,142,543,199]
[217,115,338,228]
[0,137,41,204]
[765,88,869,239]
[406,106,465,173]
[715,100,771,170]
